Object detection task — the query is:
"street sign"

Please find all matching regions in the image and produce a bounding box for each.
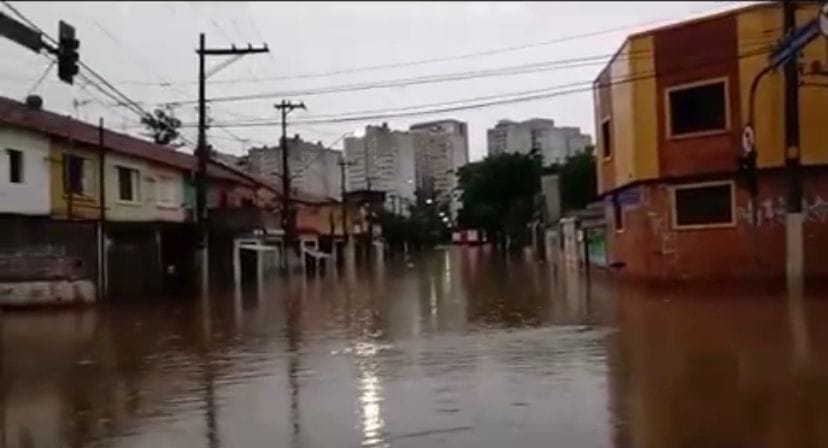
[820,2,828,37]
[769,18,819,69]
[742,125,755,154]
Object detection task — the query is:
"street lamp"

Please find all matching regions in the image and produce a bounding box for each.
[425,198,433,205]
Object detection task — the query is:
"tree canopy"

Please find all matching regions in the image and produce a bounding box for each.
[141,106,182,146]
[544,147,597,212]
[456,151,543,245]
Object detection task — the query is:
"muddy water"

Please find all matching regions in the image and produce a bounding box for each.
[1,247,827,447]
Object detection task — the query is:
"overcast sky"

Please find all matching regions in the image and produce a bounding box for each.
[0,1,754,161]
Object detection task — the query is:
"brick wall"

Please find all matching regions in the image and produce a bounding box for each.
[606,169,828,282]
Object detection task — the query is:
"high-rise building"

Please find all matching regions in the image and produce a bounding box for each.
[245,136,343,200]
[409,119,469,219]
[487,118,592,166]
[344,123,417,215]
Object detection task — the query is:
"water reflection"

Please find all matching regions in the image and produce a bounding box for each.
[1,248,827,447]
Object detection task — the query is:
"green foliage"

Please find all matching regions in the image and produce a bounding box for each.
[544,148,597,211]
[378,191,449,251]
[456,152,543,244]
[141,106,182,146]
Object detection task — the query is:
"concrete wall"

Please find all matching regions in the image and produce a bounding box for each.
[345,125,417,210]
[0,127,51,215]
[247,142,342,200]
[0,216,97,306]
[486,119,591,166]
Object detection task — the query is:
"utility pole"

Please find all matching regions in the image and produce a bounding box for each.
[338,159,356,243]
[783,0,804,286]
[196,33,268,291]
[274,100,306,265]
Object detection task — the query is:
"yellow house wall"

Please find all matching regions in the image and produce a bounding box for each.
[630,35,659,182]
[49,140,100,220]
[737,3,828,168]
[610,42,636,187]
[49,139,187,222]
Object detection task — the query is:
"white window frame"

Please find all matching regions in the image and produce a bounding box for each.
[670,180,736,230]
[665,77,730,140]
[116,165,141,204]
[156,175,178,207]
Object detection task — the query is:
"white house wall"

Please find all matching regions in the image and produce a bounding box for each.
[0,127,51,215]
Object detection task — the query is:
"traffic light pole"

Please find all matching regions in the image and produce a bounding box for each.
[195,33,268,292]
[783,0,804,287]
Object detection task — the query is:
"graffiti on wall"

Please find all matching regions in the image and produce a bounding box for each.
[736,195,828,226]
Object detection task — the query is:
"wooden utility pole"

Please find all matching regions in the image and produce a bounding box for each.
[338,159,356,243]
[196,33,268,291]
[274,99,306,263]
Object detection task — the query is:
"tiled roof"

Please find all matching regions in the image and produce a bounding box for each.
[0,96,254,185]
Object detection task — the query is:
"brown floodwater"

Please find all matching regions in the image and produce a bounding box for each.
[2,246,828,448]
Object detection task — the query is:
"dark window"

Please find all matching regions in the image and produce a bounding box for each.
[674,183,733,227]
[63,154,85,194]
[117,166,137,201]
[601,120,612,158]
[612,195,624,231]
[6,149,22,183]
[668,81,727,136]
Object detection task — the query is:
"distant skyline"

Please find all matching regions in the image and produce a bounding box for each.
[0,1,755,161]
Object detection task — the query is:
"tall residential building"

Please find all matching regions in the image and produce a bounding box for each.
[344,123,417,214]
[409,119,469,219]
[245,136,343,200]
[486,118,592,166]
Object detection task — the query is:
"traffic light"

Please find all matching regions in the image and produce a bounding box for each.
[57,20,79,85]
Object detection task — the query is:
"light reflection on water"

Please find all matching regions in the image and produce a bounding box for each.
[1,247,827,447]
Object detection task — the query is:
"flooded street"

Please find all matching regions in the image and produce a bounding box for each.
[2,247,828,448]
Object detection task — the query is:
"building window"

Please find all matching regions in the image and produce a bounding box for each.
[157,176,176,206]
[601,119,612,159]
[667,79,728,137]
[63,154,89,195]
[6,149,22,183]
[117,166,140,202]
[672,181,734,228]
[612,195,624,232]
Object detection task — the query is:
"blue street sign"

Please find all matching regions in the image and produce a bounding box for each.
[769,18,819,69]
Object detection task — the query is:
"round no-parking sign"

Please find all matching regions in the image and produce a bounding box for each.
[742,125,755,154]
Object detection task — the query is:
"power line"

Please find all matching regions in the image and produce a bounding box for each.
[144,31,777,107]
[2,1,152,119]
[2,1,197,147]
[198,45,772,128]
[121,1,750,85]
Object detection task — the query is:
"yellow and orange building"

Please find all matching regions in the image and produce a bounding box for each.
[594,2,828,281]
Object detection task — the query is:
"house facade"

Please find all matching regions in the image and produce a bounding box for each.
[0,96,277,305]
[595,2,828,282]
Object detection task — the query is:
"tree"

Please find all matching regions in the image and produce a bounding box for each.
[545,147,597,212]
[456,151,542,248]
[378,189,448,252]
[141,106,182,146]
